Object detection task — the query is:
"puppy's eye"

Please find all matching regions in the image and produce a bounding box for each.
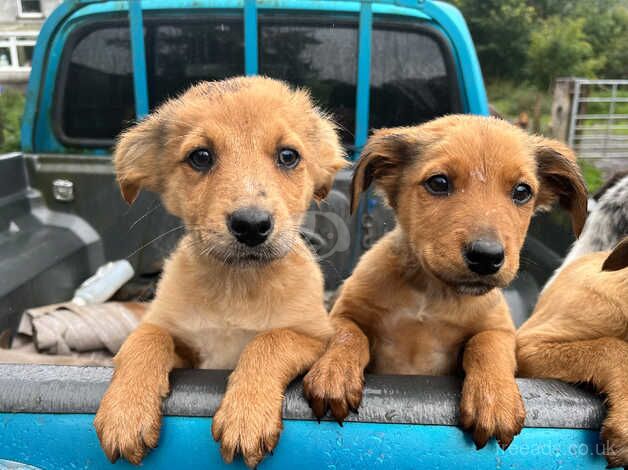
[277,148,300,169]
[512,183,533,205]
[424,174,451,196]
[187,148,215,172]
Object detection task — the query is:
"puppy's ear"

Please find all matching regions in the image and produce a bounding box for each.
[114,115,164,204]
[350,130,417,213]
[532,137,588,237]
[311,114,347,202]
[602,237,628,272]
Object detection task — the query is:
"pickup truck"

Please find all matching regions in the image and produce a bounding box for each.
[0,0,608,469]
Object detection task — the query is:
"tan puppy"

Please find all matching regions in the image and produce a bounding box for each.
[303,115,587,450]
[94,77,345,467]
[517,237,628,467]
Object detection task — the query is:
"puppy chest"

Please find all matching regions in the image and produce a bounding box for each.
[190,327,257,370]
[372,312,467,375]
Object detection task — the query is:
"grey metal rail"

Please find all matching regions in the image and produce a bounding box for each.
[0,364,605,430]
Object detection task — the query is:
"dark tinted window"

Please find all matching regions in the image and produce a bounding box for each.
[59,16,243,143]
[61,26,136,140]
[259,19,358,145]
[148,19,244,108]
[369,23,458,129]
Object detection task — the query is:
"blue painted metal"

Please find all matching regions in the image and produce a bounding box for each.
[129,0,149,118]
[244,0,259,75]
[354,2,372,151]
[0,413,610,469]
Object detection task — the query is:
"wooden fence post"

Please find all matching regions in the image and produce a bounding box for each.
[550,78,574,142]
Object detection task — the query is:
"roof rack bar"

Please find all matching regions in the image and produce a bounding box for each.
[354,1,372,151]
[244,0,258,75]
[129,0,149,119]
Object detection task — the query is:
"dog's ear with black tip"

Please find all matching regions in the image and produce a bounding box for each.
[114,114,165,205]
[602,237,628,272]
[532,137,588,237]
[350,130,420,213]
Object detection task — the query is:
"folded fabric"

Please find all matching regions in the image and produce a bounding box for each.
[15,302,147,355]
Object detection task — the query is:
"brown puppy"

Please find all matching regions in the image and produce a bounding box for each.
[517,238,628,467]
[303,115,587,450]
[93,76,345,467]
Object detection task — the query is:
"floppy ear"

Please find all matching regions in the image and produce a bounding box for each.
[113,114,164,204]
[350,130,418,213]
[311,114,348,202]
[602,237,628,272]
[532,137,588,237]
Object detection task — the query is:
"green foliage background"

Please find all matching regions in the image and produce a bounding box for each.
[0,88,25,153]
[452,0,628,85]
[453,0,628,190]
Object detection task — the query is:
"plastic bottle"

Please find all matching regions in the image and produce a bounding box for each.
[72,260,134,305]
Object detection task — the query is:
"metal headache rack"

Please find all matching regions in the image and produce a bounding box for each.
[21,0,488,155]
[568,78,628,166]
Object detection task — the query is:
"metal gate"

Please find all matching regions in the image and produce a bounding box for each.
[567,79,628,165]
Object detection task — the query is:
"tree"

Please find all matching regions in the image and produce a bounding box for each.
[526,17,603,91]
[452,0,536,81]
[581,3,628,77]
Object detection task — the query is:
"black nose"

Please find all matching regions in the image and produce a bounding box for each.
[227,207,274,247]
[463,239,505,276]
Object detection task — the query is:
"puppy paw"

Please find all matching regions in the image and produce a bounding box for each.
[601,406,628,468]
[460,374,525,451]
[94,384,163,465]
[303,351,364,423]
[212,386,283,468]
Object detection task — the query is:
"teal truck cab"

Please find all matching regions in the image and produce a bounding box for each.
[0,0,608,468]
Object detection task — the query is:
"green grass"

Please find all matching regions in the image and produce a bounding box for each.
[0,88,25,153]
[487,81,553,134]
[578,159,605,192]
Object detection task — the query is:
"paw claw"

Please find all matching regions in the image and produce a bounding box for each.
[499,437,513,451]
[310,397,327,420]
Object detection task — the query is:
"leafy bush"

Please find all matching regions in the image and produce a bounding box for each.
[527,17,603,91]
[0,87,25,153]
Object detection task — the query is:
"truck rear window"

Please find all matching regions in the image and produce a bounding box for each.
[259,19,358,145]
[370,24,458,129]
[55,13,459,147]
[59,25,136,142]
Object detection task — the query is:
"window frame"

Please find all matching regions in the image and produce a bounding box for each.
[0,32,38,70]
[16,0,43,19]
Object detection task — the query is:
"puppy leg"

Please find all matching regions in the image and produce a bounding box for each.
[460,329,526,450]
[303,317,370,423]
[211,328,325,468]
[94,323,177,464]
[518,337,628,467]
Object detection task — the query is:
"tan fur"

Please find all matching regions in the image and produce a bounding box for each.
[94,77,346,467]
[304,115,587,450]
[517,239,628,467]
